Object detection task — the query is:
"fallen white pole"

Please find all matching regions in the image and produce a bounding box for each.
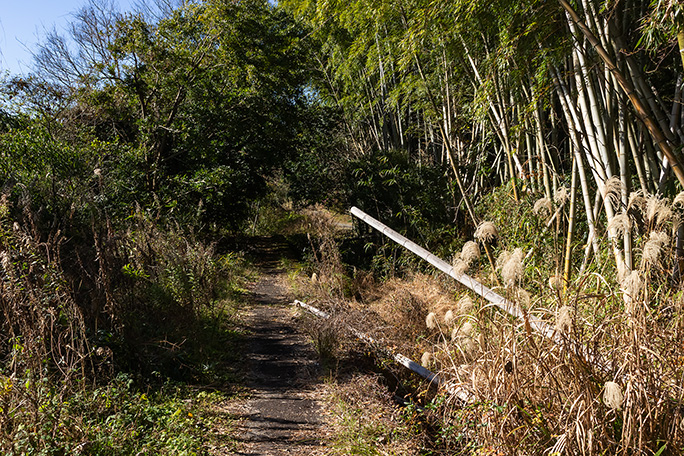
[350,206,556,340]
[293,299,471,402]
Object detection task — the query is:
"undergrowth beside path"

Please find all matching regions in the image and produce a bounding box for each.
[0,203,252,454]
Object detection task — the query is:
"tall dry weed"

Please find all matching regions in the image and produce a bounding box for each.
[396,188,684,454]
[0,196,94,448]
[427,266,684,455]
[302,206,346,297]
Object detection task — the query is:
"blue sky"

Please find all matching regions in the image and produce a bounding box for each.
[0,0,135,76]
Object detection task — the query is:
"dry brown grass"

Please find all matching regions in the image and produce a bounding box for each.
[298,193,684,454]
[322,373,427,455]
[419,191,684,454]
[0,195,93,449]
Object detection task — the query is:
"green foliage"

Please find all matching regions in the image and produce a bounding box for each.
[283,104,348,208]
[348,149,455,240]
[0,373,234,455]
[4,0,319,231]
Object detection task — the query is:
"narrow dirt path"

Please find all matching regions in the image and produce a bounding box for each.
[227,237,329,455]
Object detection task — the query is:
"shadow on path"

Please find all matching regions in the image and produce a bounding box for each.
[227,237,327,455]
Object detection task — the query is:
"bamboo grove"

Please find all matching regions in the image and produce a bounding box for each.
[283,0,684,281]
[280,1,684,452]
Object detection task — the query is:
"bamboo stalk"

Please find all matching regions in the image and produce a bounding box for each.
[678,30,684,72]
[558,0,684,189]
[619,100,633,271]
[551,64,600,256]
[567,33,625,271]
[563,156,578,293]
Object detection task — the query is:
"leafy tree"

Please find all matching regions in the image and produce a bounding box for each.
[8,0,314,229]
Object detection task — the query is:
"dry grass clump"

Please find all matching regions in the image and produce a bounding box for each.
[313,187,684,454]
[359,286,431,351]
[323,272,461,362]
[325,373,427,455]
[300,313,348,363]
[395,188,684,454]
[369,272,456,314]
[428,275,684,455]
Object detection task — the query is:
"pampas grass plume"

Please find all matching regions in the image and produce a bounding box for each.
[646,195,671,227]
[421,352,433,367]
[622,270,643,313]
[474,221,498,243]
[603,381,624,410]
[533,197,553,216]
[0,251,10,270]
[555,306,574,334]
[444,309,456,326]
[516,288,531,307]
[607,212,631,238]
[426,312,437,330]
[501,248,524,286]
[459,321,474,337]
[460,337,477,356]
[451,322,473,341]
[496,251,511,271]
[603,176,622,207]
[657,205,673,227]
[641,231,670,268]
[554,187,570,205]
[458,295,474,315]
[451,326,459,341]
[548,275,563,290]
[453,257,469,275]
[673,191,684,208]
[628,190,647,212]
[461,241,480,264]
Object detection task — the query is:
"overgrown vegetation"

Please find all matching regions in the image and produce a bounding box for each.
[4,0,684,453]
[297,191,684,454]
[0,0,294,452]
[0,187,250,453]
